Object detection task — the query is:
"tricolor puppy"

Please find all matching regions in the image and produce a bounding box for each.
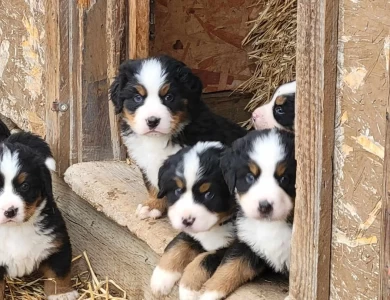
[0,132,77,300]
[110,55,247,220]
[150,142,236,299]
[199,129,296,300]
[252,81,296,131]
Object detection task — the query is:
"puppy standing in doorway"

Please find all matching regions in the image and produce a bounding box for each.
[150,142,237,300]
[199,129,296,300]
[110,55,247,220]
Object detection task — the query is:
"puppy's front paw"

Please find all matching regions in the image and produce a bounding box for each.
[48,290,78,300]
[179,285,200,300]
[150,266,181,296]
[136,204,162,220]
[199,291,224,300]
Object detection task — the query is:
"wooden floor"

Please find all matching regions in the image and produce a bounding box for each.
[55,161,288,299]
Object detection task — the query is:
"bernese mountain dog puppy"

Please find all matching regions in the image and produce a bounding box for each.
[252,81,296,131]
[0,132,77,300]
[150,142,236,299]
[110,55,247,220]
[198,128,296,300]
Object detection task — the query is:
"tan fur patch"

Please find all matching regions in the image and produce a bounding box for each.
[170,111,187,133]
[135,85,146,96]
[17,172,27,185]
[217,209,234,225]
[248,162,260,176]
[159,239,203,273]
[123,108,136,128]
[199,182,211,193]
[181,252,213,291]
[23,195,43,222]
[41,266,74,296]
[275,96,287,106]
[143,188,168,217]
[276,162,287,177]
[174,177,184,189]
[203,258,263,297]
[159,83,170,97]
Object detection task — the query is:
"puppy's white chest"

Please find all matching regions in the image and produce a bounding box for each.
[123,134,182,187]
[0,222,54,277]
[190,222,235,251]
[237,217,291,272]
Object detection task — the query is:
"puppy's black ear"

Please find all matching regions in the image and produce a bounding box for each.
[220,149,236,194]
[0,119,10,142]
[176,65,203,100]
[157,159,172,199]
[110,73,126,114]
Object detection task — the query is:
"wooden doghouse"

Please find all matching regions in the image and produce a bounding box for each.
[0,0,389,299]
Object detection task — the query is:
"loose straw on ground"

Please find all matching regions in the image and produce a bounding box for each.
[4,252,127,300]
[239,0,297,127]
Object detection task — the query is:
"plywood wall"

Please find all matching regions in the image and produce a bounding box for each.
[0,0,46,136]
[332,0,389,298]
[150,0,260,92]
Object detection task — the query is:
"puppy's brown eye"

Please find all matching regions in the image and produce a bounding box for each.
[245,173,255,184]
[279,175,290,185]
[20,182,30,192]
[275,106,285,115]
[134,94,143,103]
[164,93,174,102]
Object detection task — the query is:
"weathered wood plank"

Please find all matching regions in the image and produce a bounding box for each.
[63,161,288,299]
[288,0,339,299]
[128,0,150,59]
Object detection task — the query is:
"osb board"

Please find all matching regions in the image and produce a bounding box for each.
[331,0,390,299]
[150,0,261,92]
[0,0,46,136]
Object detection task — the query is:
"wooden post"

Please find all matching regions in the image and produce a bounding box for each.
[289,0,339,299]
[128,0,150,59]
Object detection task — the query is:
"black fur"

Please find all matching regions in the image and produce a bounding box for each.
[273,93,295,131]
[0,120,10,142]
[165,232,205,254]
[200,248,228,276]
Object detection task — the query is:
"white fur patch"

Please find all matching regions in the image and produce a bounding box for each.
[0,200,55,277]
[237,216,291,272]
[179,285,200,300]
[135,204,162,220]
[189,222,235,251]
[199,291,225,300]
[48,290,79,300]
[150,266,181,296]
[238,130,293,221]
[45,157,56,172]
[0,147,25,224]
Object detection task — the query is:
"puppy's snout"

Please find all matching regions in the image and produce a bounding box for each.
[182,216,196,227]
[146,117,161,129]
[258,200,273,215]
[4,206,18,219]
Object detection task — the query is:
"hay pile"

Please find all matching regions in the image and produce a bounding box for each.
[239,0,297,126]
[4,252,127,300]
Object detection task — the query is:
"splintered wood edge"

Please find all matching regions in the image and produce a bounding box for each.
[64,161,176,255]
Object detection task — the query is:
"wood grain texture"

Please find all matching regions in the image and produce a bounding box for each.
[150,0,258,92]
[63,161,288,299]
[381,111,390,299]
[331,1,389,299]
[289,0,339,299]
[129,0,150,59]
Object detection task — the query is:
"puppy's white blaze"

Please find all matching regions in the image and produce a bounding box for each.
[239,130,292,221]
[179,285,200,300]
[0,147,25,223]
[45,157,56,172]
[199,291,225,300]
[237,216,291,272]
[150,266,181,295]
[136,58,167,95]
[168,192,218,233]
[47,290,79,300]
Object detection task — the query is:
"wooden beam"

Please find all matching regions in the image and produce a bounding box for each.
[128,0,150,59]
[289,0,339,299]
[380,104,390,298]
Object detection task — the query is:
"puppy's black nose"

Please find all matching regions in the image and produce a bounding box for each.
[4,207,18,219]
[146,117,161,129]
[182,217,195,227]
[258,201,273,215]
